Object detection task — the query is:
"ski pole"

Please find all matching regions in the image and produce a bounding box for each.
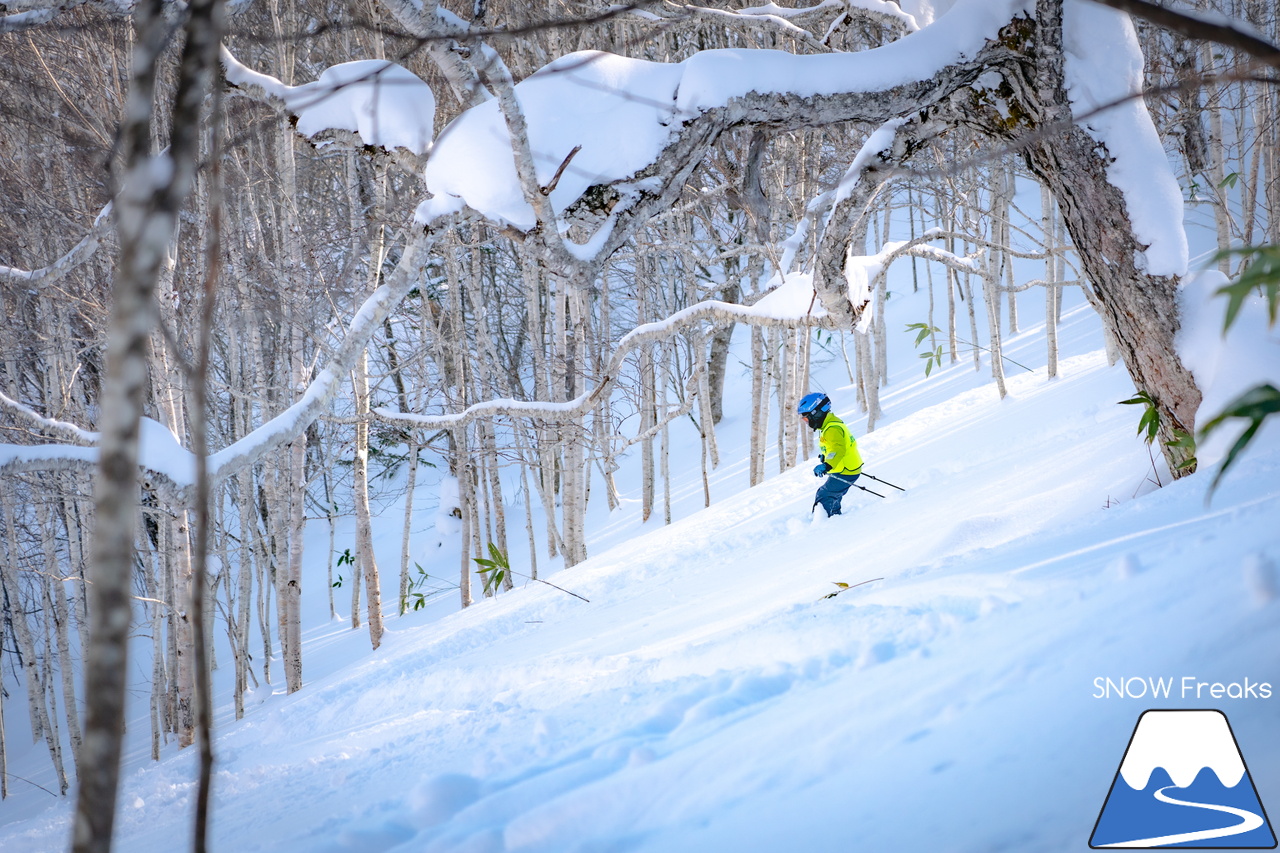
[861,472,904,491]
[828,471,884,498]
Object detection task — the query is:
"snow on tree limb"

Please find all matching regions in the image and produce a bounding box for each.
[0,202,113,287]
[1,228,435,498]
[639,3,837,54]
[375,297,832,432]
[206,228,431,485]
[422,2,1025,235]
[485,52,586,278]
[1062,1,1187,276]
[628,0,918,47]
[0,0,165,31]
[0,390,99,445]
[868,235,987,282]
[373,0,506,108]
[422,0,1188,296]
[1,6,61,32]
[220,47,436,156]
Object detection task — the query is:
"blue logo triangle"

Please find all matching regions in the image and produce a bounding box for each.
[1091,710,1276,849]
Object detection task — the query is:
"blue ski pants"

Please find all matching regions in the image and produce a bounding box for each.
[814,472,859,517]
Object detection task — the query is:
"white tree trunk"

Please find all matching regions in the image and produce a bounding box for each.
[1202,43,1233,275]
[1042,184,1060,379]
[36,501,82,767]
[0,630,7,799]
[456,427,474,608]
[399,437,418,612]
[0,493,67,792]
[749,326,768,486]
[352,354,384,649]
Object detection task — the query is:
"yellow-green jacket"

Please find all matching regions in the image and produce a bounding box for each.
[818,412,862,476]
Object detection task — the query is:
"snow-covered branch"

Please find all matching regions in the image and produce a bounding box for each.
[485,54,589,280]
[0,0,186,31]
[629,0,917,51]
[0,0,123,33]
[868,235,986,283]
[375,296,830,431]
[0,445,98,477]
[1,7,60,33]
[220,46,435,161]
[205,228,431,485]
[640,2,835,54]
[0,390,98,445]
[1,228,435,498]
[612,370,702,452]
[422,8,1022,318]
[0,202,113,287]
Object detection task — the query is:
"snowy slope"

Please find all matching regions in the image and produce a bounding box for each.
[2,279,1278,852]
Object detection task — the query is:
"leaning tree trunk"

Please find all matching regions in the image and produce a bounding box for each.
[1015,1,1201,469]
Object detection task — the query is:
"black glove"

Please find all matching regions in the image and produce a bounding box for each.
[813,462,830,478]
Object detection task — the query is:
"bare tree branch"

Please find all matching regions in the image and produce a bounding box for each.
[1085,0,1280,68]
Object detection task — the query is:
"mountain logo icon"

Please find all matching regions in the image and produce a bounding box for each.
[1090,709,1276,848]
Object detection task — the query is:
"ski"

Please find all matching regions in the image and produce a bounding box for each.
[821,577,884,600]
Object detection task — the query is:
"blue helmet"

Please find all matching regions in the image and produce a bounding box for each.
[797,392,830,417]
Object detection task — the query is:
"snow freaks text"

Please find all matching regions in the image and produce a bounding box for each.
[1092,677,1273,700]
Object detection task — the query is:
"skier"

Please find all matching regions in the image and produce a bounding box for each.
[798,392,863,517]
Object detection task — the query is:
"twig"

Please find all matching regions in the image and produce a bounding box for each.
[513,569,589,602]
[3,772,59,797]
[541,144,582,196]
[955,337,1035,374]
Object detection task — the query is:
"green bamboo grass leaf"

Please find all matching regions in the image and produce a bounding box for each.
[1211,245,1280,333]
[1119,392,1160,445]
[1165,429,1198,471]
[1201,384,1280,496]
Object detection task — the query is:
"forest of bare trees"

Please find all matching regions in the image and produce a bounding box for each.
[1,0,1277,850]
